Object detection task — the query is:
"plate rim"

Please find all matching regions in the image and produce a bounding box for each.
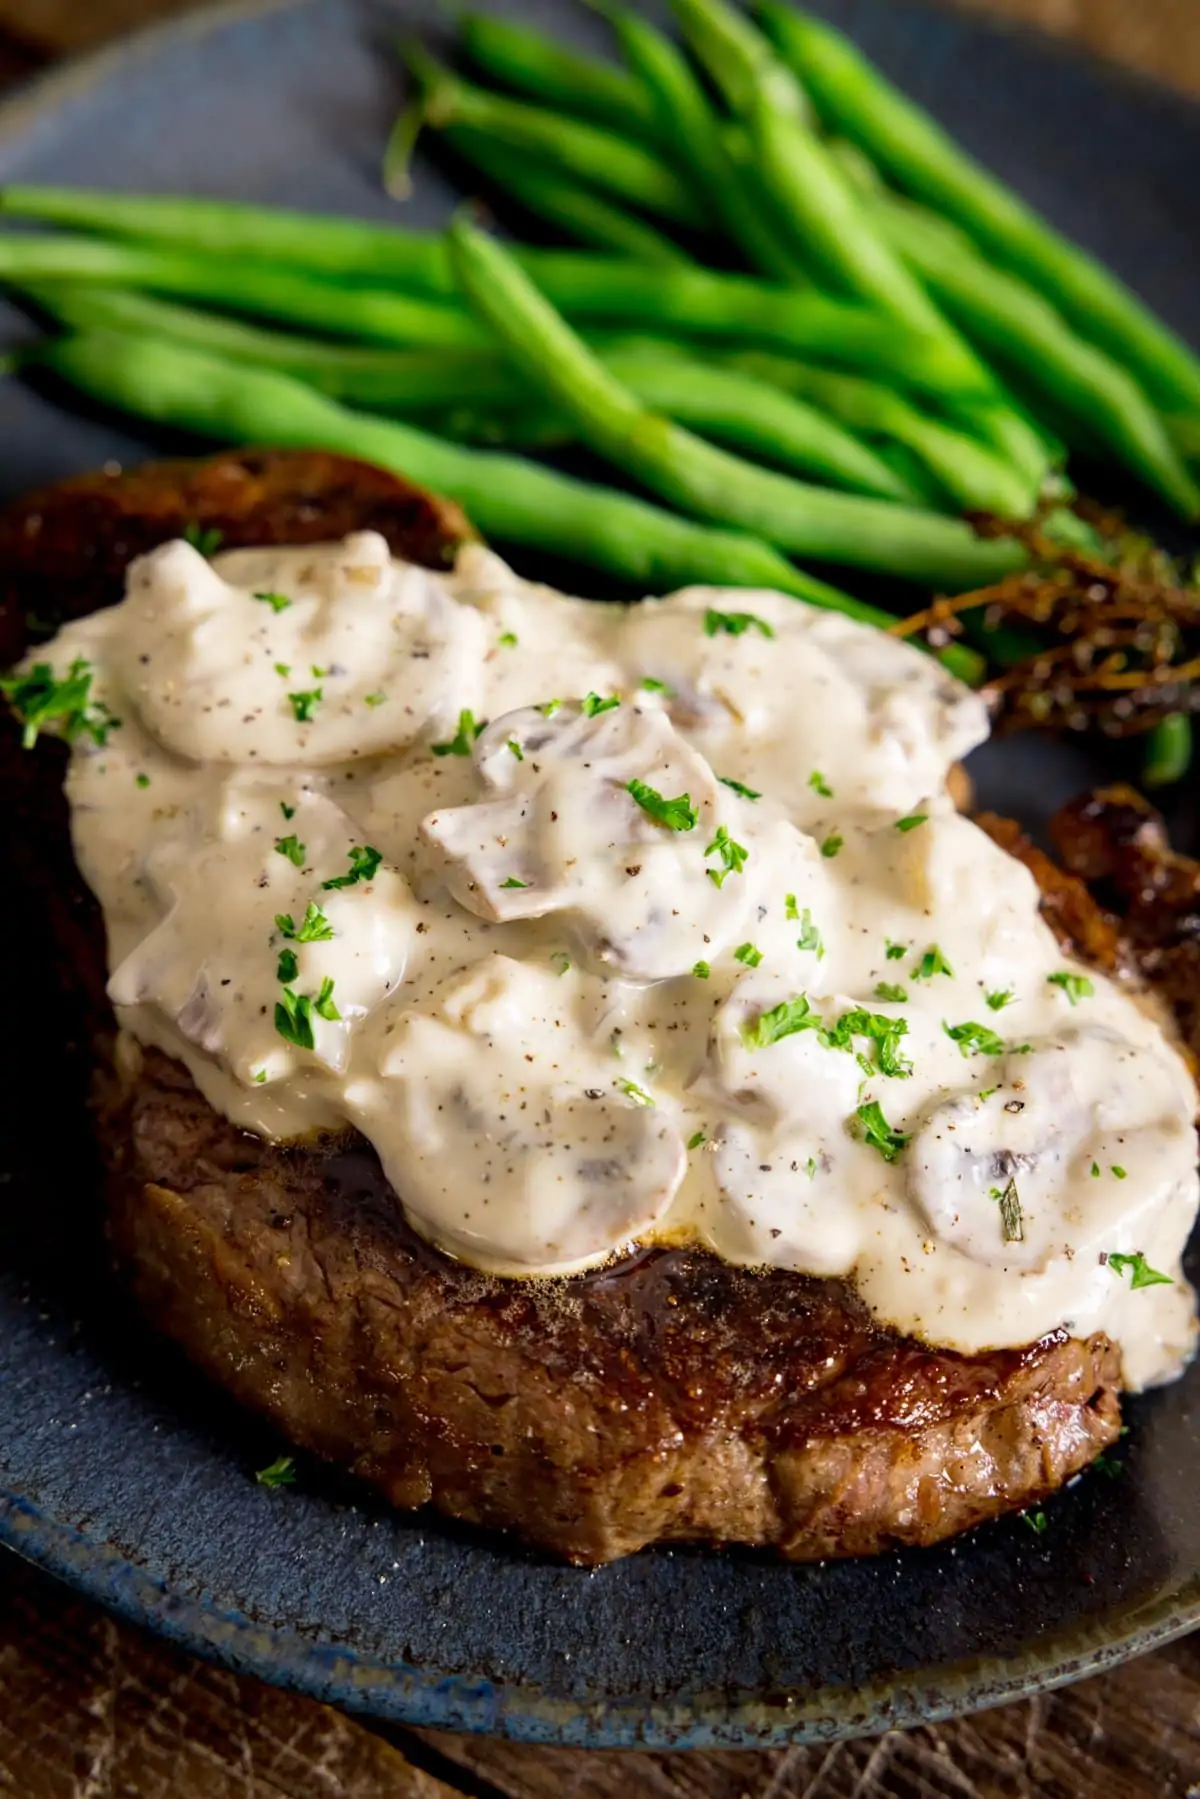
[2,0,1200,1750]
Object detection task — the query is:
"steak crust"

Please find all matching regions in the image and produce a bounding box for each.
[3,450,1122,1565]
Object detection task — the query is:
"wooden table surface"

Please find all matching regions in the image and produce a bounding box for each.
[2,2,1200,1793]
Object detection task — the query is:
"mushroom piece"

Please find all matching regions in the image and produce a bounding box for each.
[420,699,755,980]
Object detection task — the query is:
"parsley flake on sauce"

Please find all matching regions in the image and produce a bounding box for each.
[894,813,928,833]
[885,939,907,961]
[853,1099,911,1162]
[692,960,711,979]
[796,908,824,958]
[280,802,295,820]
[808,770,834,798]
[875,982,907,1004]
[719,775,761,800]
[507,738,525,761]
[1047,970,1094,1006]
[1,656,121,750]
[135,772,151,789]
[734,942,763,968]
[581,692,620,717]
[943,1020,1006,1058]
[500,876,529,889]
[706,824,748,886]
[989,1178,1024,1242]
[641,676,673,695]
[704,608,774,640]
[985,988,1015,1011]
[432,708,485,756]
[1108,1252,1171,1289]
[820,832,843,859]
[276,948,299,984]
[619,1078,654,1107]
[274,987,315,1051]
[687,1130,707,1150]
[626,778,697,832]
[274,835,306,868]
[183,522,223,557]
[740,994,816,1050]
[254,590,292,613]
[911,944,953,981]
[275,902,333,943]
[364,691,386,708]
[498,631,518,648]
[288,688,322,723]
[314,976,341,1021]
[322,845,382,890]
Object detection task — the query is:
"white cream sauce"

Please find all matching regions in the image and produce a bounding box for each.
[29,532,1199,1389]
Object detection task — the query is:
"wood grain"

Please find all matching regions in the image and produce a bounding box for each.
[0,3,1198,1795]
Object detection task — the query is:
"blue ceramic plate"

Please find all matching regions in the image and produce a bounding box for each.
[1,0,1199,1751]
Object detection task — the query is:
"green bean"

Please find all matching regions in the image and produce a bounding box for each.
[859,190,1200,518]
[439,127,691,266]
[1142,715,1193,790]
[0,221,995,401]
[1165,413,1200,467]
[0,233,489,347]
[447,217,1025,591]
[29,326,972,652]
[758,2,1200,415]
[669,0,952,337]
[0,183,448,289]
[27,282,915,502]
[401,46,705,230]
[458,12,659,143]
[597,3,805,282]
[20,283,519,404]
[601,352,920,499]
[718,350,1036,516]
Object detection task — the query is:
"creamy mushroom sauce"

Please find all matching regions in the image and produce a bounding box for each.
[34,532,1199,1389]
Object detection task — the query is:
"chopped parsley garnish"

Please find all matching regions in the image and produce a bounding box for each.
[498,630,518,648]
[274,987,315,1051]
[276,948,299,984]
[310,664,329,679]
[1091,1160,1101,1177]
[692,960,711,979]
[704,607,774,640]
[432,708,485,756]
[550,951,571,976]
[804,1157,817,1179]
[135,772,151,789]
[280,802,295,820]
[825,1007,911,1078]
[254,590,291,613]
[500,876,528,889]
[288,688,322,723]
[581,692,620,717]
[911,944,954,981]
[626,778,697,832]
[1022,1508,1048,1536]
[796,908,824,958]
[885,939,907,961]
[1108,1252,1172,1290]
[734,942,763,968]
[255,1455,296,1488]
[1112,1165,1127,1180]
[820,832,843,859]
[1047,970,1094,1006]
[985,988,1015,1012]
[1093,1448,1124,1480]
[275,902,333,943]
[852,1099,911,1163]
[322,845,382,890]
[507,738,525,761]
[1,656,120,750]
[274,663,291,677]
[687,1130,706,1150]
[808,770,833,798]
[785,893,800,920]
[943,1020,1006,1058]
[274,834,306,868]
[894,813,928,833]
[619,1078,654,1107]
[875,982,907,1004]
[706,824,748,887]
[253,1069,268,1084]
[989,1178,1024,1242]
[641,676,673,695]
[719,775,761,800]
[741,993,816,1050]
[313,976,340,1021]
[539,698,562,717]
[183,522,223,556]
[364,691,386,708]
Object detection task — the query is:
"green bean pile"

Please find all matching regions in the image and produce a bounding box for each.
[3,0,1200,773]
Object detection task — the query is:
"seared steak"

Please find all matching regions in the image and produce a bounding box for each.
[3,450,1123,1565]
